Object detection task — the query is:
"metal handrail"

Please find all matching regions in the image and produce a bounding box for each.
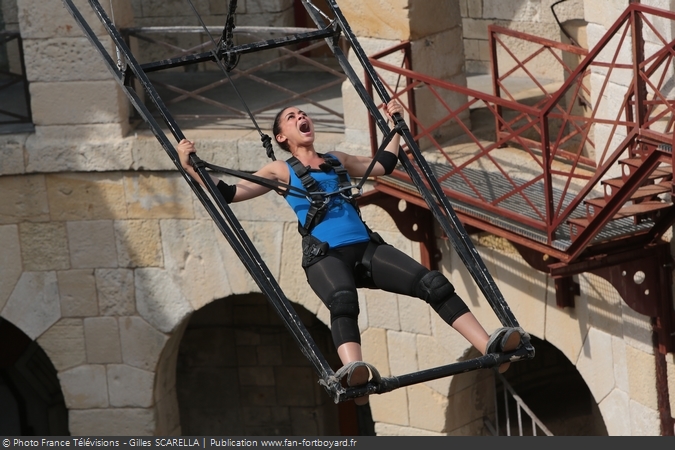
[367,4,675,262]
[487,372,553,436]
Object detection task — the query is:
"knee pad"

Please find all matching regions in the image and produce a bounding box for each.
[415,270,456,308]
[328,290,360,321]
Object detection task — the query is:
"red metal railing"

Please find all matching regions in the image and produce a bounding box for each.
[367,3,675,262]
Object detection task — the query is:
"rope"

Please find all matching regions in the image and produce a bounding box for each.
[185,0,276,161]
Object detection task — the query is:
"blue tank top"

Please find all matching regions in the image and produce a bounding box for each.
[285,155,370,248]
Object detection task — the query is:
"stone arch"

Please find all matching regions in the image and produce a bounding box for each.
[446,335,608,436]
[498,335,608,435]
[0,318,69,435]
[172,292,372,435]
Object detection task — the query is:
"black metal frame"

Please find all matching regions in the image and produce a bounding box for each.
[61,0,533,404]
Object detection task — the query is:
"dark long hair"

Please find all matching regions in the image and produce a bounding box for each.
[272,106,292,152]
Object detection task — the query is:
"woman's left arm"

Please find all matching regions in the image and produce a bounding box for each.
[337,100,403,177]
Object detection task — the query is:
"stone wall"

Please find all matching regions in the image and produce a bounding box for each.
[1,0,674,437]
[460,0,585,77]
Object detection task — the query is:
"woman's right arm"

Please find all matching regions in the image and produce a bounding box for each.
[176,139,289,203]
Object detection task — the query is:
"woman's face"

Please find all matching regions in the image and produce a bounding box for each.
[275,107,315,150]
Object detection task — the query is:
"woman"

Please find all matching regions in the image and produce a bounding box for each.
[177,101,524,405]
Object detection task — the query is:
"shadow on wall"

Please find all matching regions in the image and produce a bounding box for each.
[175,293,375,436]
[0,318,69,435]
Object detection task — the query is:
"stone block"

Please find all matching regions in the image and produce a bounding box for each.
[629,399,661,436]
[57,269,99,317]
[239,366,275,387]
[135,268,193,333]
[27,131,134,173]
[483,0,541,22]
[407,384,449,432]
[67,220,118,269]
[96,268,136,316]
[59,364,109,409]
[462,18,490,40]
[387,330,418,376]
[577,327,615,403]
[621,302,653,355]
[669,359,675,419]
[23,37,113,83]
[467,0,482,18]
[626,344,658,410]
[361,327,390,377]
[107,364,155,407]
[34,123,128,141]
[2,0,18,23]
[245,0,293,14]
[464,39,481,61]
[543,285,588,364]
[130,134,180,172]
[159,219,233,311]
[416,335,453,395]
[36,318,86,371]
[473,247,548,338]
[337,0,411,40]
[374,422,444,436]
[580,273,623,336]
[0,225,22,311]
[3,271,61,340]
[612,336,629,393]
[84,317,122,364]
[19,222,70,271]
[119,316,169,371]
[598,388,631,436]
[398,297,431,335]
[68,408,156,436]
[46,173,128,221]
[274,366,316,406]
[409,1,462,40]
[429,311,477,363]
[139,0,209,18]
[29,81,128,126]
[153,391,181,436]
[0,174,49,224]
[124,173,194,219]
[0,134,26,175]
[365,289,400,331]
[369,385,409,426]
[445,376,493,432]
[18,0,110,39]
[114,220,163,268]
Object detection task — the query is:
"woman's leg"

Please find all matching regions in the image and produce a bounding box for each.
[305,248,371,404]
[368,244,521,371]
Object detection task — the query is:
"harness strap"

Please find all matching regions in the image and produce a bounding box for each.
[287,154,360,236]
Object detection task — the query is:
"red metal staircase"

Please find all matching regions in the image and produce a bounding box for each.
[357,3,675,355]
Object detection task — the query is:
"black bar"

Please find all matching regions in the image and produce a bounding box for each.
[315,0,522,330]
[339,346,533,402]
[138,27,339,73]
[62,0,344,402]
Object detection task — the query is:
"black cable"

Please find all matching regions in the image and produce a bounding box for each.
[185,0,277,161]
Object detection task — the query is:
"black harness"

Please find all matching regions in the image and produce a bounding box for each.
[287,154,384,273]
[287,153,359,237]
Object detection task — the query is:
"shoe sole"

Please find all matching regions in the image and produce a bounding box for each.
[498,329,521,373]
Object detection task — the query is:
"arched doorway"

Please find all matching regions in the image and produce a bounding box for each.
[176,293,374,435]
[498,335,608,436]
[0,318,69,435]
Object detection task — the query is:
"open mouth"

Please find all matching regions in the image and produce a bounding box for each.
[299,121,311,134]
